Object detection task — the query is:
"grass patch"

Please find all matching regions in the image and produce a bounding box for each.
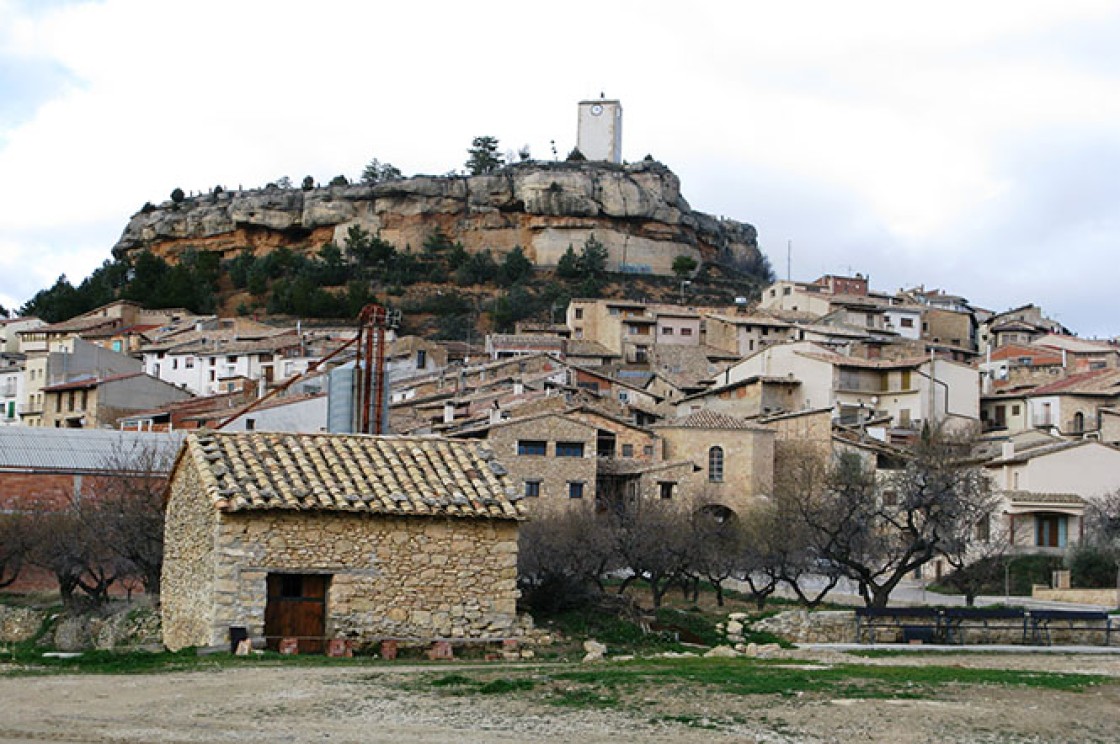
[551,657,1107,698]
[2,646,379,676]
[478,677,535,694]
[548,686,620,709]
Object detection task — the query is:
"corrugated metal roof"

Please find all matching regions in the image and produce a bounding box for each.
[0,428,184,473]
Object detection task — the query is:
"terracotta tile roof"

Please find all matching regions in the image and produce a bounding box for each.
[796,350,928,369]
[1028,368,1120,396]
[182,430,525,520]
[988,343,1062,365]
[1005,491,1086,506]
[653,410,767,431]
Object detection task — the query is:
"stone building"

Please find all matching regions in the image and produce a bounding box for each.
[161,430,525,653]
[653,410,775,517]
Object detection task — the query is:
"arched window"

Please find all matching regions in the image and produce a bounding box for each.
[1072,411,1085,433]
[708,446,724,483]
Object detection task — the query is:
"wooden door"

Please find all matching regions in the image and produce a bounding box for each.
[264,573,328,653]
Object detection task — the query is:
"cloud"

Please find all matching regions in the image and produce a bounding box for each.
[1,0,1119,338]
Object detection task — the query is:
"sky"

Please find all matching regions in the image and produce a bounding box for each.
[2,0,1119,337]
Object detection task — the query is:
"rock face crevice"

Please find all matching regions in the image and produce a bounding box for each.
[114,161,762,278]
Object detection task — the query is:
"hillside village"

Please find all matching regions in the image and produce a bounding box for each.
[4,275,1119,558]
[2,99,1120,653]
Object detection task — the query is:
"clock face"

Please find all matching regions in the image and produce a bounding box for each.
[590,104,604,116]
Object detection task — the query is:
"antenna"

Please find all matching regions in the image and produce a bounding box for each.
[786,240,792,282]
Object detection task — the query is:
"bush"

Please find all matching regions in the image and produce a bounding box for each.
[1069,546,1119,588]
[170,188,184,203]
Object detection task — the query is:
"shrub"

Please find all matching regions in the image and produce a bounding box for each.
[170,188,184,203]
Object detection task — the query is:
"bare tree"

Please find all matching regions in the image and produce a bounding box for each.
[687,505,744,607]
[26,506,124,606]
[935,486,1006,606]
[768,443,843,608]
[80,440,173,596]
[789,429,991,608]
[1084,489,1120,596]
[610,498,693,608]
[0,513,28,589]
[517,505,615,612]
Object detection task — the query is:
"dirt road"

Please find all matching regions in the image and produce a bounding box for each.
[2,651,1118,743]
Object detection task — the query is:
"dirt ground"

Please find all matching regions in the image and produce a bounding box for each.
[1,650,1118,744]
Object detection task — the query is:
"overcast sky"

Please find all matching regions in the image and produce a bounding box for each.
[2,0,1119,337]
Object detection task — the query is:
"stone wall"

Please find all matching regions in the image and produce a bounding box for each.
[1032,587,1118,607]
[752,609,1119,646]
[211,511,519,649]
[161,461,220,652]
[485,415,599,507]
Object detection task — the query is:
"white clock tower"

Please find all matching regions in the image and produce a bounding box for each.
[577,98,623,163]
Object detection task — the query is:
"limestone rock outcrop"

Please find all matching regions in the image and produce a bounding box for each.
[113,161,762,278]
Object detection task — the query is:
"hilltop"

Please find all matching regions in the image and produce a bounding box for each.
[113,159,766,279]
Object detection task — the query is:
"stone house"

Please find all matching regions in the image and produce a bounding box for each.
[652,410,775,517]
[461,411,601,507]
[161,430,525,653]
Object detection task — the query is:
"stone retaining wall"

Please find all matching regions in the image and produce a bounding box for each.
[751,609,1119,646]
[1032,587,1118,607]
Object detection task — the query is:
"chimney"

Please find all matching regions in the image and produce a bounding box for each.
[513,379,524,396]
[443,401,455,424]
[1001,441,1015,459]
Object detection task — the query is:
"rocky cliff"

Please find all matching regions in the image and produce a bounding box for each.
[113,160,761,278]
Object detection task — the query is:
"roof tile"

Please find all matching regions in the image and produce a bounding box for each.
[182,430,524,520]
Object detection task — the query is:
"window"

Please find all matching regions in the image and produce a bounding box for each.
[1036,514,1067,548]
[245,418,256,431]
[900,317,914,328]
[708,446,724,482]
[172,359,178,370]
[524,480,541,498]
[555,441,585,457]
[661,326,674,335]
[783,286,791,296]
[112,341,123,352]
[568,482,584,499]
[621,444,634,457]
[974,517,990,543]
[643,445,654,456]
[574,308,584,319]
[185,357,195,369]
[681,327,693,336]
[659,481,675,500]
[1011,404,1020,416]
[416,349,427,369]
[1072,411,1085,433]
[518,440,546,456]
[618,391,629,403]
